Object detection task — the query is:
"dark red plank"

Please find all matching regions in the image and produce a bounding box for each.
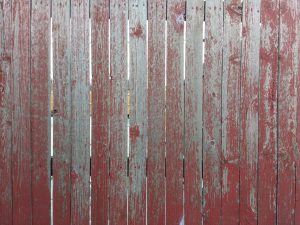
[52,0,72,224]
[147,1,166,224]
[221,1,242,224]
[257,0,279,224]
[203,1,223,224]
[30,1,51,224]
[0,0,12,224]
[91,0,109,224]
[128,0,147,224]
[109,1,128,224]
[184,0,204,224]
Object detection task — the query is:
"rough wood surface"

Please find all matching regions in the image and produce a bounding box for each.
[184,0,204,224]
[52,0,72,224]
[203,1,223,224]
[109,0,128,224]
[258,0,279,224]
[91,0,109,224]
[0,0,12,224]
[147,1,166,224]
[128,0,147,224]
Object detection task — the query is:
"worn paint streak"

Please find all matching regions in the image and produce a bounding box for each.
[130,22,144,38]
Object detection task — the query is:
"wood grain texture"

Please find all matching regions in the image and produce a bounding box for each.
[91,0,109,224]
[0,0,12,224]
[30,1,51,224]
[52,0,72,224]
[184,0,204,224]
[221,1,242,224]
[203,1,223,224]
[70,0,90,224]
[147,1,166,224]
[258,0,279,224]
[128,0,147,224]
[166,1,185,224]
[11,0,32,224]
[277,0,298,224]
[109,0,128,224]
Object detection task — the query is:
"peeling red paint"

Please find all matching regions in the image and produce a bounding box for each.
[130,125,140,143]
[170,2,185,33]
[130,23,143,38]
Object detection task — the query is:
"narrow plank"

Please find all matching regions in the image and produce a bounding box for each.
[257,0,279,224]
[11,0,32,224]
[70,0,90,224]
[202,1,223,224]
[221,1,242,224]
[30,1,51,224]
[109,0,128,224]
[166,0,185,224]
[240,0,261,224]
[0,0,12,224]
[128,0,147,224]
[184,0,204,224]
[277,0,298,224]
[52,0,72,224]
[91,0,109,224]
[147,1,166,224]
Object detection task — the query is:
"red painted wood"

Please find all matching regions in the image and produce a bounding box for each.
[52,0,71,224]
[258,0,279,224]
[91,0,109,224]
[128,0,147,224]
[203,1,223,224]
[109,1,128,224]
[184,0,204,224]
[221,1,241,224]
[278,0,298,224]
[30,1,51,224]
[70,0,90,224]
[11,1,32,224]
[166,1,185,224]
[0,0,12,224]
[240,0,260,224]
[147,1,166,224]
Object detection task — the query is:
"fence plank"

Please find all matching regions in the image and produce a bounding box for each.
[11,1,32,224]
[203,1,223,224]
[109,1,128,224]
[166,1,185,224]
[0,0,12,224]
[91,0,109,224]
[221,1,242,224]
[30,1,51,224]
[70,0,90,224]
[128,0,147,224]
[147,1,166,224]
[52,0,71,224]
[278,0,298,224]
[184,0,204,224]
[258,0,279,224]
[240,0,261,224]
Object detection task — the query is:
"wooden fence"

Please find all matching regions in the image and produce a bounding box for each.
[1,0,300,224]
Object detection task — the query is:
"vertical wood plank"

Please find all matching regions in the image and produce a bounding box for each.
[203,1,223,224]
[30,1,51,224]
[70,0,90,224]
[109,0,128,224]
[11,0,32,224]
[52,0,71,224]
[0,0,12,224]
[184,0,204,224]
[221,1,242,224]
[147,1,166,224]
[128,0,147,224]
[166,0,185,224]
[278,0,298,224]
[258,0,279,224]
[91,0,109,224]
[240,0,261,224]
